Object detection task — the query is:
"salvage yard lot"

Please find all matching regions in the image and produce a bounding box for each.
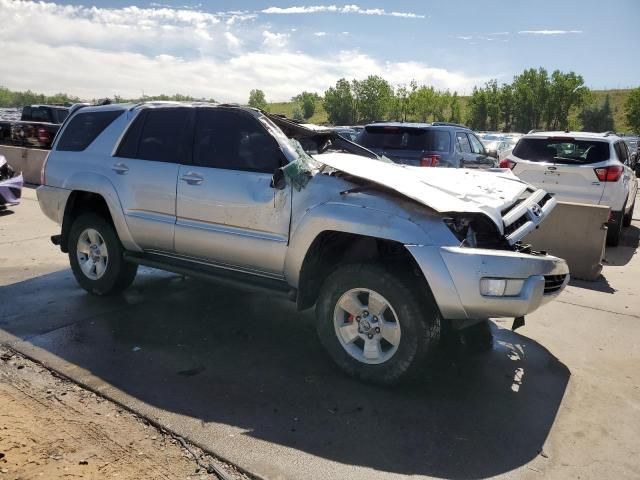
[1,188,639,480]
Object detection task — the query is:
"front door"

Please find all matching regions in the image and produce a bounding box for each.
[175,108,291,276]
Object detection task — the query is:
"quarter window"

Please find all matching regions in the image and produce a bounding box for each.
[193,109,283,173]
[57,110,123,152]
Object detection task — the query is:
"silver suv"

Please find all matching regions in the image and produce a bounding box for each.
[37,102,569,385]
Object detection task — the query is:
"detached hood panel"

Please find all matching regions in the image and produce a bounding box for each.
[313,152,531,229]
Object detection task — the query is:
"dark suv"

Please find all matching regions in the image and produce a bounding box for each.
[357,122,497,168]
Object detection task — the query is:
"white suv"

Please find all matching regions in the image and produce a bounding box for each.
[502,131,638,246]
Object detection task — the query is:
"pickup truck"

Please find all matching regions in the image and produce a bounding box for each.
[9,105,69,148]
[37,102,569,385]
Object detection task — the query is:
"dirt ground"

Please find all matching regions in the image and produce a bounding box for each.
[0,346,247,480]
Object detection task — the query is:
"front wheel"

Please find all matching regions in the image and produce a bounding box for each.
[316,263,441,386]
[68,213,138,295]
[606,209,624,246]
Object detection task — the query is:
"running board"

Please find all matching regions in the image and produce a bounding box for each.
[123,251,294,299]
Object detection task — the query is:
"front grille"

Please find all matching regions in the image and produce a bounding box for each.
[504,214,528,237]
[544,274,568,295]
[538,193,552,208]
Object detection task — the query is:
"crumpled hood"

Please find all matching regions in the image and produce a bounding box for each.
[313,152,531,229]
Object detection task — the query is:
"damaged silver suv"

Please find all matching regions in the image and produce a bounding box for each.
[37,102,569,385]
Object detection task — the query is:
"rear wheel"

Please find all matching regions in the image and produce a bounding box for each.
[315,263,441,386]
[623,198,635,227]
[68,213,138,295]
[606,210,624,247]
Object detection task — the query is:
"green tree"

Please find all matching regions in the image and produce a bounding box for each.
[412,85,437,122]
[499,83,514,132]
[323,78,356,125]
[580,94,615,132]
[292,91,319,119]
[351,75,392,123]
[466,87,488,130]
[546,70,588,130]
[512,67,549,132]
[449,92,462,123]
[485,79,500,131]
[624,87,640,134]
[248,89,268,110]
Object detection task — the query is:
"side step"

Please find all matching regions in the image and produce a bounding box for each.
[123,251,294,299]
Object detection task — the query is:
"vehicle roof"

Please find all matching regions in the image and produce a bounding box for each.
[523,131,621,142]
[68,101,259,115]
[28,104,69,110]
[364,121,470,130]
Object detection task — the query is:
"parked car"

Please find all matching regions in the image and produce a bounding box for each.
[37,102,569,385]
[0,108,21,143]
[10,104,69,149]
[356,122,498,168]
[331,126,359,142]
[497,137,520,161]
[504,131,638,246]
[0,155,23,209]
[622,136,638,164]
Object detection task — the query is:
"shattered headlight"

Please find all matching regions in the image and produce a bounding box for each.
[443,216,477,248]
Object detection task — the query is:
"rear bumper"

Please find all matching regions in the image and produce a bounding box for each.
[407,245,569,321]
[36,185,70,225]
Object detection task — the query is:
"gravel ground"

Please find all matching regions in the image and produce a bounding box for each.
[0,346,249,480]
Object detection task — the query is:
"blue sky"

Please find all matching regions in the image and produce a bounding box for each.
[0,0,638,102]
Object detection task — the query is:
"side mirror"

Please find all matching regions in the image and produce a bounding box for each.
[271,168,287,190]
[487,149,498,159]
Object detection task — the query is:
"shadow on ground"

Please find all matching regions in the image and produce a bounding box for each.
[0,269,570,479]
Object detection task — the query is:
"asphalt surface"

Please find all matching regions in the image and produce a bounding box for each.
[1,188,639,480]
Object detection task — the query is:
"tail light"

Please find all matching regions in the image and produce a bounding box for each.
[594,165,623,182]
[499,158,517,169]
[37,128,51,145]
[420,154,440,167]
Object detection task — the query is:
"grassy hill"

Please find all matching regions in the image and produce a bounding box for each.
[269,88,635,132]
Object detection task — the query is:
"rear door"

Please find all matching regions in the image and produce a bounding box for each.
[111,107,189,252]
[174,108,291,275]
[511,137,609,205]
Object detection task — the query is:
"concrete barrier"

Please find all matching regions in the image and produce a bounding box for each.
[0,144,48,185]
[524,201,609,281]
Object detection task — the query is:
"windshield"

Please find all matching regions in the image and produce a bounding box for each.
[512,138,610,164]
[359,127,451,152]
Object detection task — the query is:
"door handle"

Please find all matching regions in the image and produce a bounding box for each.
[112,162,129,174]
[180,172,204,185]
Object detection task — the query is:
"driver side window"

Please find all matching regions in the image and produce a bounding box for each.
[468,133,485,155]
[193,109,284,173]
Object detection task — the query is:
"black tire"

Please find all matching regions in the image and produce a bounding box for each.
[623,199,635,228]
[606,210,624,247]
[68,213,138,295]
[315,263,441,386]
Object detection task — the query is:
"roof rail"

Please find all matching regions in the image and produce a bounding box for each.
[432,122,469,128]
[603,131,616,137]
[528,129,540,134]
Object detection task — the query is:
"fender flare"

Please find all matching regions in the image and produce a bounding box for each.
[62,172,140,252]
[283,201,432,286]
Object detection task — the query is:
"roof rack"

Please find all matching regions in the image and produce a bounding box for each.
[602,131,617,137]
[431,122,469,128]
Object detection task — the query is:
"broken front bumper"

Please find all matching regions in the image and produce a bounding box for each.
[406,245,569,321]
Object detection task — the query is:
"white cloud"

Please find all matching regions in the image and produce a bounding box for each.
[262,30,289,48]
[518,30,582,35]
[314,31,328,37]
[262,4,425,19]
[0,0,481,103]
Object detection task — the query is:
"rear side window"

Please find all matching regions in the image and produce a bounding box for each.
[456,132,472,153]
[512,138,611,164]
[359,127,451,152]
[116,109,189,162]
[57,110,123,152]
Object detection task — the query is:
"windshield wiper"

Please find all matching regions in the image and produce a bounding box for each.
[553,156,584,164]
